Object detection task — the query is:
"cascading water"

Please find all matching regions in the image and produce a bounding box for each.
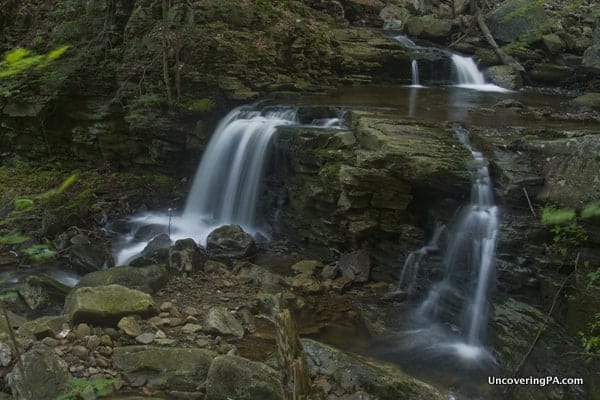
[392,126,499,365]
[451,54,508,93]
[113,106,342,265]
[183,107,297,227]
[411,60,421,87]
[417,127,499,348]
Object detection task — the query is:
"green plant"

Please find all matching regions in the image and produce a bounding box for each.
[0,46,69,78]
[541,205,589,257]
[22,244,57,262]
[188,97,216,113]
[578,313,600,355]
[56,377,115,400]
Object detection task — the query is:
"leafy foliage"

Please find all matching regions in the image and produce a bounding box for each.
[578,313,600,355]
[541,205,588,257]
[56,377,115,400]
[0,46,68,79]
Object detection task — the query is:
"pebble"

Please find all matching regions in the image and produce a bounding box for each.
[72,345,90,360]
[41,337,59,347]
[136,333,156,344]
[155,330,167,339]
[100,335,113,347]
[159,312,170,318]
[181,323,202,334]
[97,346,113,357]
[74,323,91,339]
[95,355,110,368]
[118,316,142,337]
[159,301,173,312]
[86,335,100,351]
[168,318,184,327]
[195,338,209,348]
[184,306,200,316]
[148,316,167,327]
[155,338,175,346]
[130,376,147,388]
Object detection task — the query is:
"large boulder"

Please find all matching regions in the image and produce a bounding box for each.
[206,225,257,263]
[6,344,70,400]
[129,233,172,267]
[301,339,443,399]
[203,306,245,338]
[17,315,67,340]
[405,16,452,40]
[486,65,523,90]
[486,0,547,44]
[18,274,70,311]
[339,250,371,283]
[75,264,170,293]
[112,346,216,392]
[168,238,207,274]
[205,355,283,400]
[68,243,111,272]
[64,284,156,325]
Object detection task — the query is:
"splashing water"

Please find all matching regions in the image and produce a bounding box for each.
[451,54,508,93]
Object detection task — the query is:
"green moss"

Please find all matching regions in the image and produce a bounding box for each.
[0,231,30,245]
[187,98,216,113]
[22,244,58,262]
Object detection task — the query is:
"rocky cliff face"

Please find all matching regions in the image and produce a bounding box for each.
[267,110,470,277]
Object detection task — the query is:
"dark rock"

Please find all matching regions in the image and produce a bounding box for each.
[169,238,207,274]
[486,0,547,44]
[486,65,523,90]
[204,306,244,338]
[206,225,257,263]
[6,344,70,400]
[405,16,452,40]
[302,339,443,399]
[76,264,170,293]
[234,263,289,287]
[339,250,370,283]
[583,45,600,71]
[528,63,574,85]
[291,260,324,275]
[204,355,283,400]
[129,234,172,266]
[17,316,67,340]
[291,274,322,293]
[133,224,167,242]
[69,243,111,272]
[572,92,600,109]
[65,284,156,325]
[112,346,216,392]
[18,274,70,311]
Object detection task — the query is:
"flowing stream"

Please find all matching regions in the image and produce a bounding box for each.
[113,106,341,265]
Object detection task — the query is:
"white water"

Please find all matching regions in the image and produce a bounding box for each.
[419,126,499,347]
[395,127,499,364]
[410,60,423,87]
[114,107,343,265]
[451,54,508,93]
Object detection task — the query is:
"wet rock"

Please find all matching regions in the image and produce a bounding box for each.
[18,274,70,311]
[74,323,92,339]
[205,355,283,400]
[486,65,523,90]
[291,260,324,275]
[206,225,257,263]
[136,332,156,344]
[6,344,70,400]
[17,315,66,340]
[76,264,170,293]
[169,238,207,274]
[133,224,167,242]
[65,284,156,325]
[112,346,216,391]
[541,34,566,55]
[118,316,142,337]
[182,323,202,334]
[129,234,172,267]
[0,342,12,367]
[405,16,452,40]
[528,63,574,85]
[572,92,600,109]
[339,250,370,283]
[291,274,322,293]
[234,263,289,287]
[486,0,547,44]
[69,243,110,272]
[302,339,443,399]
[204,306,244,338]
[583,45,600,71]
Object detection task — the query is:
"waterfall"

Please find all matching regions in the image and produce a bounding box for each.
[113,106,343,265]
[183,107,297,227]
[418,126,499,348]
[411,60,421,87]
[451,54,508,92]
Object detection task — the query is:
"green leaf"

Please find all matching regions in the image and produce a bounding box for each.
[581,202,600,220]
[13,197,34,211]
[541,206,575,225]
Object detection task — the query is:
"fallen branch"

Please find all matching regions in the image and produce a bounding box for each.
[523,187,536,217]
[476,11,525,72]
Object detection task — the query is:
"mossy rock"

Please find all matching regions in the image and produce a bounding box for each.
[486,0,548,44]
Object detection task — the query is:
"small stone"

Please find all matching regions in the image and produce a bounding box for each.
[185,315,198,323]
[184,306,200,316]
[291,260,323,275]
[86,335,101,351]
[74,323,92,339]
[135,333,156,344]
[117,316,142,337]
[41,337,59,347]
[155,330,167,339]
[0,342,12,367]
[99,335,112,346]
[95,355,110,368]
[203,307,244,338]
[88,367,100,375]
[167,318,184,327]
[72,345,90,360]
[130,376,146,388]
[195,338,209,348]
[158,312,170,318]
[155,338,176,346]
[159,301,173,312]
[181,323,202,334]
[291,273,321,293]
[148,316,167,327]
[97,346,113,356]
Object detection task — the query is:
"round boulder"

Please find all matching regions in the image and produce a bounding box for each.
[206,225,257,264]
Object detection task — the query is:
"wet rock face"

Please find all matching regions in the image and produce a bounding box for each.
[269,112,470,270]
[6,344,71,400]
[486,0,547,44]
[206,225,257,264]
[168,238,207,274]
